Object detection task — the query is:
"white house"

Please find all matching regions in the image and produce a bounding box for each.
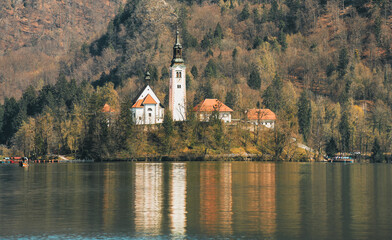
[246,108,276,129]
[193,99,233,123]
[131,85,164,125]
[169,30,187,121]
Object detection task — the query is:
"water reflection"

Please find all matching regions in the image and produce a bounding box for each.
[134,163,163,236]
[169,163,187,236]
[199,163,233,236]
[232,162,276,238]
[1,162,392,239]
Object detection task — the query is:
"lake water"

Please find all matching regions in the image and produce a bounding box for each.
[0,162,391,239]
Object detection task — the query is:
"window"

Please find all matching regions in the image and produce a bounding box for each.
[176,71,182,78]
[148,108,152,111]
[177,85,181,88]
[149,113,152,117]
[139,117,141,120]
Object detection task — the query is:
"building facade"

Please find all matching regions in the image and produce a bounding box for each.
[193,99,233,123]
[131,85,164,125]
[246,109,276,128]
[169,30,186,121]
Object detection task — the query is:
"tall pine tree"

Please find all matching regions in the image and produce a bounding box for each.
[297,90,312,142]
[248,68,262,90]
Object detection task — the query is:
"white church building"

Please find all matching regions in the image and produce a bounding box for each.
[169,30,187,121]
[131,30,187,125]
[130,77,165,125]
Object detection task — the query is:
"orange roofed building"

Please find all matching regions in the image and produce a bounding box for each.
[101,103,117,113]
[193,99,233,123]
[246,109,276,128]
[131,85,164,125]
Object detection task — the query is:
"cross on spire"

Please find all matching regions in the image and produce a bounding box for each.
[171,29,184,66]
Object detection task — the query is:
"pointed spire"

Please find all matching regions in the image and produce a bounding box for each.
[144,71,151,83]
[175,29,180,46]
[171,29,184,66]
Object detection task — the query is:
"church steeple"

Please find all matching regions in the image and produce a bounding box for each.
[144,71,151,83]
[169,29,186,122]
[171,30,184,66]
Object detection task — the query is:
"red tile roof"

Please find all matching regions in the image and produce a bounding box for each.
[142,94,157,105]
[247,109,276,120]
[101,103,117,113]
[193,99,233,112]
[131,99,143,108]
[132,94,157,108]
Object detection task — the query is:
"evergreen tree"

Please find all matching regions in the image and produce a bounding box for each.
[160,66,169,80]
[162,110,174,153]
[1,98,22,145]
[278,30,287,51]
[253,36,263,49]
[163,110,174,137]
[147,65,158,82]
[205,49,214,57]
[37,85,56,113]
[203,79,214,99]
[204,59,218,78]
[269,0,280,23]
[117,100,134,153]
[21,86,37,116]
[326,137,338,157]
[337,48,349,78]
[297,90,312,142]
[0,105,3,140]
[213,23,224,40]
[225,90,237,109]
[186,73,192,89]
[191,65,199,79]
[81,94,108,160]
[374,16,382,43]
[247,68,261,90]
[339,111,352,152]
[371,137,383,163]
[238,4,250,21]
[326,63,335,77]
[262,74,284,112]
[232,48,238,60]
[200,32,212,50]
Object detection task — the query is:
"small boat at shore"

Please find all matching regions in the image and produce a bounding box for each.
[19,162,29,167]
[325,156,354,163]
[19,157,29,167]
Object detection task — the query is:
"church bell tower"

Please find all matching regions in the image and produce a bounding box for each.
[169,30,186,121]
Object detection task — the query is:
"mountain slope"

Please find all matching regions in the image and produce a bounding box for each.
[0,0,127,101]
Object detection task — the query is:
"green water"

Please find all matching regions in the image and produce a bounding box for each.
[0,162,391,239]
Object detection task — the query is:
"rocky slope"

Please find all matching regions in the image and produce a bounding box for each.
[0,0,127,101]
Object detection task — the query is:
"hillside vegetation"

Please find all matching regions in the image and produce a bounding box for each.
[0,0,392,161]
[0,0,127,100]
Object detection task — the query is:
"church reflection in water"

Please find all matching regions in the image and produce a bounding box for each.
[134,163,164,236]
[169,163,187,236]
[4,162,390,239]
[130,162,277,237]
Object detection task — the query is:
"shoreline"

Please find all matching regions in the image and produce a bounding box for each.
[98,153,279,162]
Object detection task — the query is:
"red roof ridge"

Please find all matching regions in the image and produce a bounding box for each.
[142,94,157,105]
[102,103,117,113]
[131,99,143,108]
[193,98,233,112]
[247,108,276,120]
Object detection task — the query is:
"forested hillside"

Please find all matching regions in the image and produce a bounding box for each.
[1,0,392,161]
[0,0,127,100]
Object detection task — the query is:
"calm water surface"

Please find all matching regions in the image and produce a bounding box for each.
[0,162,391,239]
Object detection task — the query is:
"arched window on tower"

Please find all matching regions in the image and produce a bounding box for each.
[176,71,182,78]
